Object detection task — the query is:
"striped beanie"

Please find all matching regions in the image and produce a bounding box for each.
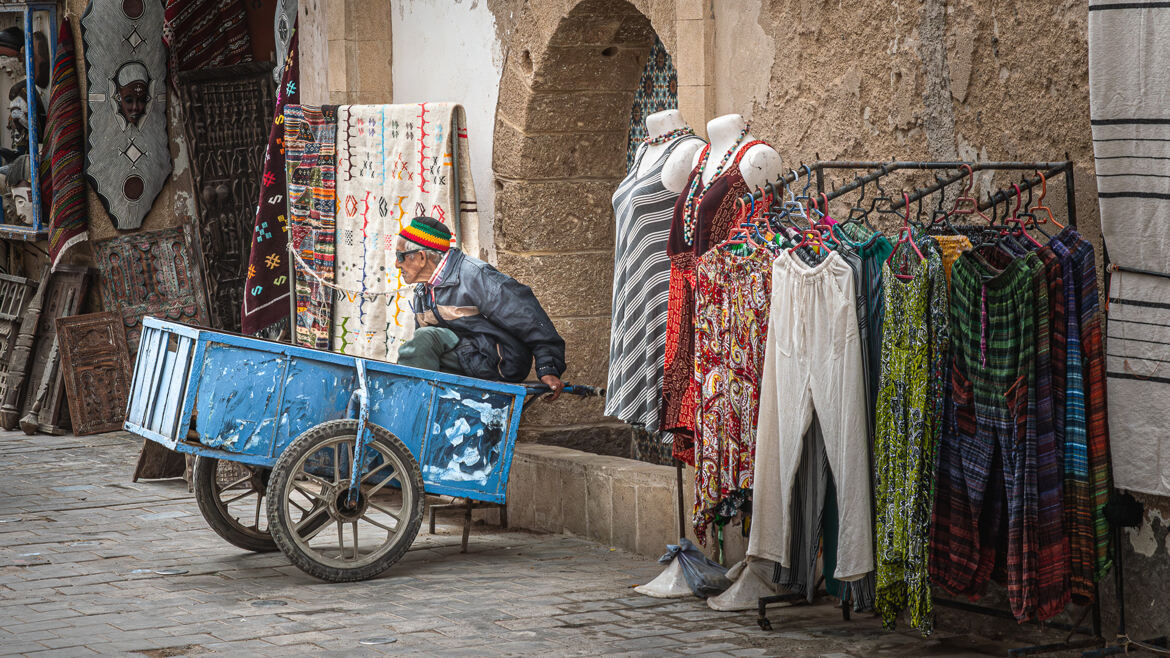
[398,216,452,252]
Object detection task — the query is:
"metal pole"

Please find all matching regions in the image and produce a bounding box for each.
[1065,161,1078,228]
[675,463,685,540]
[1109,263,1170,280]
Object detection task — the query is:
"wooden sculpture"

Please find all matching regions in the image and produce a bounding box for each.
[0,266,48,429]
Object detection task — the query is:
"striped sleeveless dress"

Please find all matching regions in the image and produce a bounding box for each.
[605,136,704,431]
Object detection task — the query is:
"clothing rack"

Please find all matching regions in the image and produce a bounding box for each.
[744,160,1108,656]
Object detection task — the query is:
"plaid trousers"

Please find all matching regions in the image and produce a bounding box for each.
[1057,227,1113,582]
[932,250,1053,622]
[1050,237,1097,602]
[978,244,1071,620]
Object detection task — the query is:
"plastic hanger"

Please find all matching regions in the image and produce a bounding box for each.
[1005,183,1043,248]
[885,192,925,280]
[1017,177,1053,240]
[846,176,869,225]
[788,229,827,261]
[946,164,992,223]
[1031,169,1065,230]
[927,175,963,236]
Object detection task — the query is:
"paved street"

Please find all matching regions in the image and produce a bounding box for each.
[0,432,1076,656]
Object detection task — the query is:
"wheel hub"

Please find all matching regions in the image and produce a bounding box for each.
[331,488,368,522]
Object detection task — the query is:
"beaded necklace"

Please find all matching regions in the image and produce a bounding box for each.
[681,122,750,246]
[643,126,696,146]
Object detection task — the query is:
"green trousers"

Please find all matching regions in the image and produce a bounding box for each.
[397,327,464,374]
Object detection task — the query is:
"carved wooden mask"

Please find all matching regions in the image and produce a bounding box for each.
[82,0,171,230]
[273,0,296,83]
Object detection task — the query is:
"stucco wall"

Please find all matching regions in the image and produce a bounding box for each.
[390,0,504,261]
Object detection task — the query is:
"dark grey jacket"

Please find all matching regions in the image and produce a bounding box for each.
[411,249,566,382]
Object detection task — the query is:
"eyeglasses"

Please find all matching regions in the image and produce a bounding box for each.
[395,249,421,263]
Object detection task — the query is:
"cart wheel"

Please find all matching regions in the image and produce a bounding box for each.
[193,457,330,553]
[193,456,278,552]
[266,419,425,583]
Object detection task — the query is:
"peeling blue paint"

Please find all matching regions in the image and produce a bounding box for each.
[125,317,528,505]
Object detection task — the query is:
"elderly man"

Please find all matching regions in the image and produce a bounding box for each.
[394,216,566,400]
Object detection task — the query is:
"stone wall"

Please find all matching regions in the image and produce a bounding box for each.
[297,0,392,106]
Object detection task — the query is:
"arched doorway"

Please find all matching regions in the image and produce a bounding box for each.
[492,0,675,442]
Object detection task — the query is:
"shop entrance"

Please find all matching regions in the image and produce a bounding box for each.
[491,0,671,457]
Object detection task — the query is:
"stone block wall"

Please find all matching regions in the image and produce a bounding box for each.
[506,443,679,558]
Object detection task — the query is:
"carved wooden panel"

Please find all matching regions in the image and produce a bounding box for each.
[19,265,91,435]
[177,62,276,333]
[94,224,210,352]
[56,312,132,435]
[0,273,34,406]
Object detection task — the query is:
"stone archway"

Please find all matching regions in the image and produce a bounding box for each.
[492,0,676,438]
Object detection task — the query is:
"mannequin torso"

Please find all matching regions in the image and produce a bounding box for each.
[635,109,705,193]
[692,114,782,192]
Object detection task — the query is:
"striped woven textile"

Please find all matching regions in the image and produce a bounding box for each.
[1087,0,1152,579]
[46,18,85,271]
[163,0,251,79]
[285,103,338,349]
[240,28,299,336]
[1106,266,1170,498]
[330,103,478,362]
[1089,1,1170,274]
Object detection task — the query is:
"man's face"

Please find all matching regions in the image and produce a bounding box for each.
[394,244,427,284]
[116,81,149,125]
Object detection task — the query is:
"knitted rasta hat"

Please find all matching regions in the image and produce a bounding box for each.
[398,216,452,252]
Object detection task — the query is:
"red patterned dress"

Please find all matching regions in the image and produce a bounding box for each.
[662,141,767,463]
[691,245,773,543]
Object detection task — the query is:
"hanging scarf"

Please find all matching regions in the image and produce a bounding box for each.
[162,0,252,83]
[46,18,85,270]
[240,27,298,335]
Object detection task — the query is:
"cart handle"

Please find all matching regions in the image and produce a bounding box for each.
[521,382,604,411]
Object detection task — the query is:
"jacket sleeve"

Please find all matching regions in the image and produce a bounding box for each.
[479,273,567,378]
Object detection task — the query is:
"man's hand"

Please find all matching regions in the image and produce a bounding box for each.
[540,374,564,402]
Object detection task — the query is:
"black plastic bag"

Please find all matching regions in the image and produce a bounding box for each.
[658,537,731,598]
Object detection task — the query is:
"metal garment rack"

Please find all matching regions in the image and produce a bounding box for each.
[745,160,1108,656]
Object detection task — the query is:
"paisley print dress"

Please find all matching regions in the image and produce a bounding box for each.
[691,245,773,543]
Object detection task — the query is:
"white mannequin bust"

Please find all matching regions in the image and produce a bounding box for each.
[636,109,705,193]
[693,114,782,193]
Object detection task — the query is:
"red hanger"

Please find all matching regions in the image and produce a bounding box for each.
[946,164,992,223]
[886,192,924,280]
[1031,170,1065,229]
[1004,183,1043,248]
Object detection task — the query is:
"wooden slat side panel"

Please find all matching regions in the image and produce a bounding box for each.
[157,335,192,440]
[138,328,167,430]
[126,326,159,425]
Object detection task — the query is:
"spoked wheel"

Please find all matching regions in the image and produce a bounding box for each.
[192,456,329,553]
[266,419,425,582]
[193,456,278,552]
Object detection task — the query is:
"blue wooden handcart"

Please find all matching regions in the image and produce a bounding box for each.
[123,317,597,582]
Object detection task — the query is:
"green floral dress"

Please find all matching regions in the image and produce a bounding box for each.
[874,240,948,635]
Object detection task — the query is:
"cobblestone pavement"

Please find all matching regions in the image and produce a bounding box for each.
[0,432,1079,656]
